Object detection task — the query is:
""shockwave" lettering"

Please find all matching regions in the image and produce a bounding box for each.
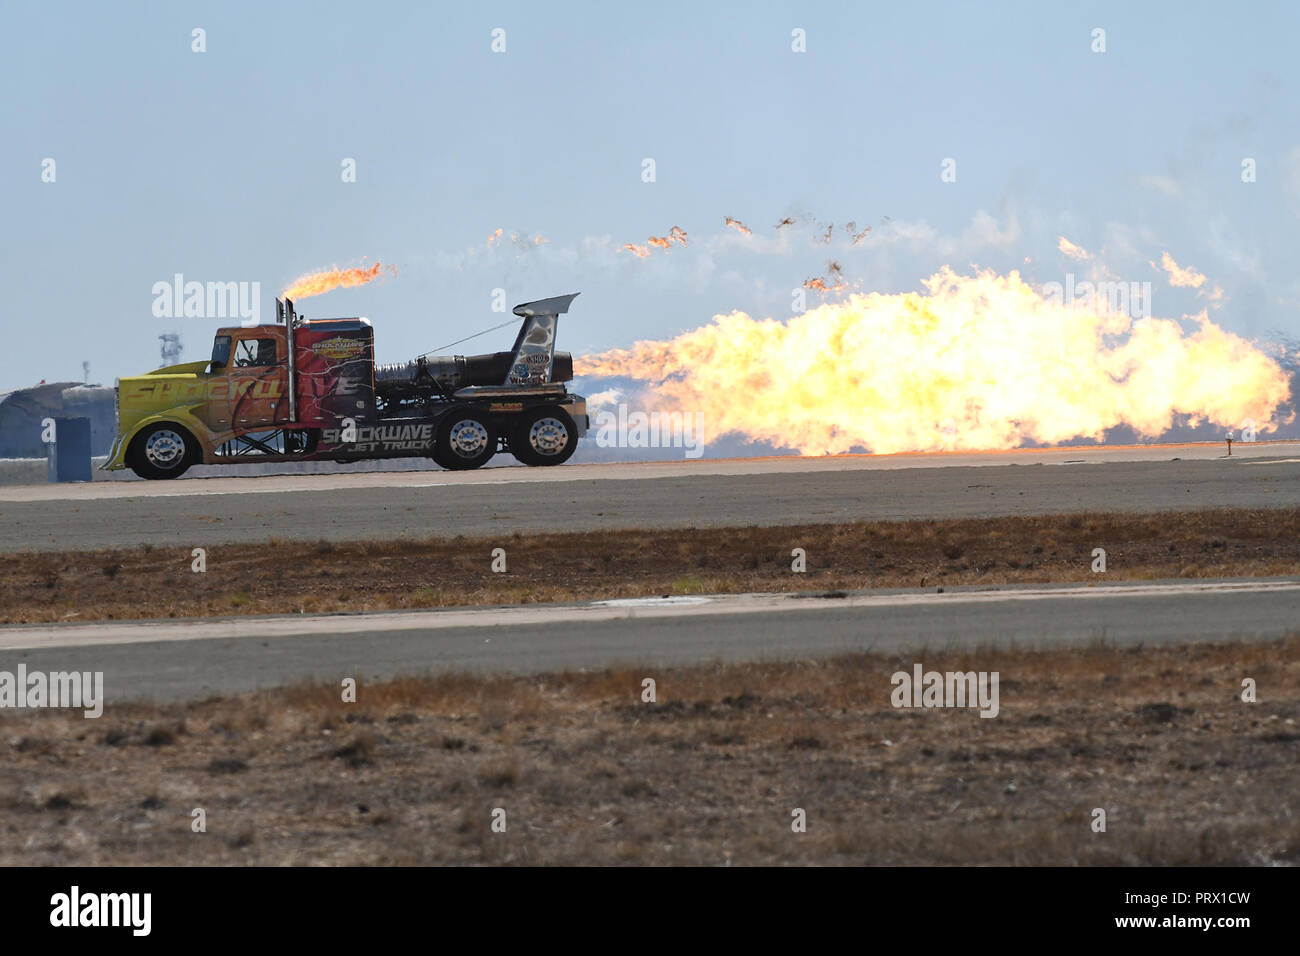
[322,422,435,452]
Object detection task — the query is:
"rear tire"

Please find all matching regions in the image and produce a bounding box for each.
[126,423,198,480]
[510,406,578,466]
[434,410,496,470]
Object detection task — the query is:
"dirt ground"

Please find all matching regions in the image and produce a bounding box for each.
[0,639,1295,865]
[2,508,1297,624]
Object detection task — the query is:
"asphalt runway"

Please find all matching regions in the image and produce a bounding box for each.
[1,579,1295,703]
[1,442,1298,553]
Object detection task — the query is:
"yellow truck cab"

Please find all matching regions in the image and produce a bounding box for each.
[104,295,587,479]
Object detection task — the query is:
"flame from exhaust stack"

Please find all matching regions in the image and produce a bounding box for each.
[575,267,1292,455]
[282,261,395,300]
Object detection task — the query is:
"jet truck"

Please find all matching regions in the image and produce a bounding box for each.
[103,294,588,479]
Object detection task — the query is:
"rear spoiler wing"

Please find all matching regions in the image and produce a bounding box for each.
[504,293,579,386]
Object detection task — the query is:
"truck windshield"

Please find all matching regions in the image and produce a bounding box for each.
[210,335,232,370]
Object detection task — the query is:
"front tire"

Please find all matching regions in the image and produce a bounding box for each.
[510,406,578,466]
[127,423,198,480]
[433,410,496,470]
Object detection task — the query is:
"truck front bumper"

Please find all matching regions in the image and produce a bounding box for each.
[99,435,127,470]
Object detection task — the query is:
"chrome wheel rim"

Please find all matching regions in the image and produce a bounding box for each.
[447,419,489,458]
[529,417,568,456]
[145,429,186,468]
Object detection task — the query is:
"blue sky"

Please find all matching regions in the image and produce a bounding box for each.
[3,0,1298,392]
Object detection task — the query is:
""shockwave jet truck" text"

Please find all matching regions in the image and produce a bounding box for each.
[103,294,588,479]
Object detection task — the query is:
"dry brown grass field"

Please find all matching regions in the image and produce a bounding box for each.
[2,508,1297,624]
[0,639,1295,865]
